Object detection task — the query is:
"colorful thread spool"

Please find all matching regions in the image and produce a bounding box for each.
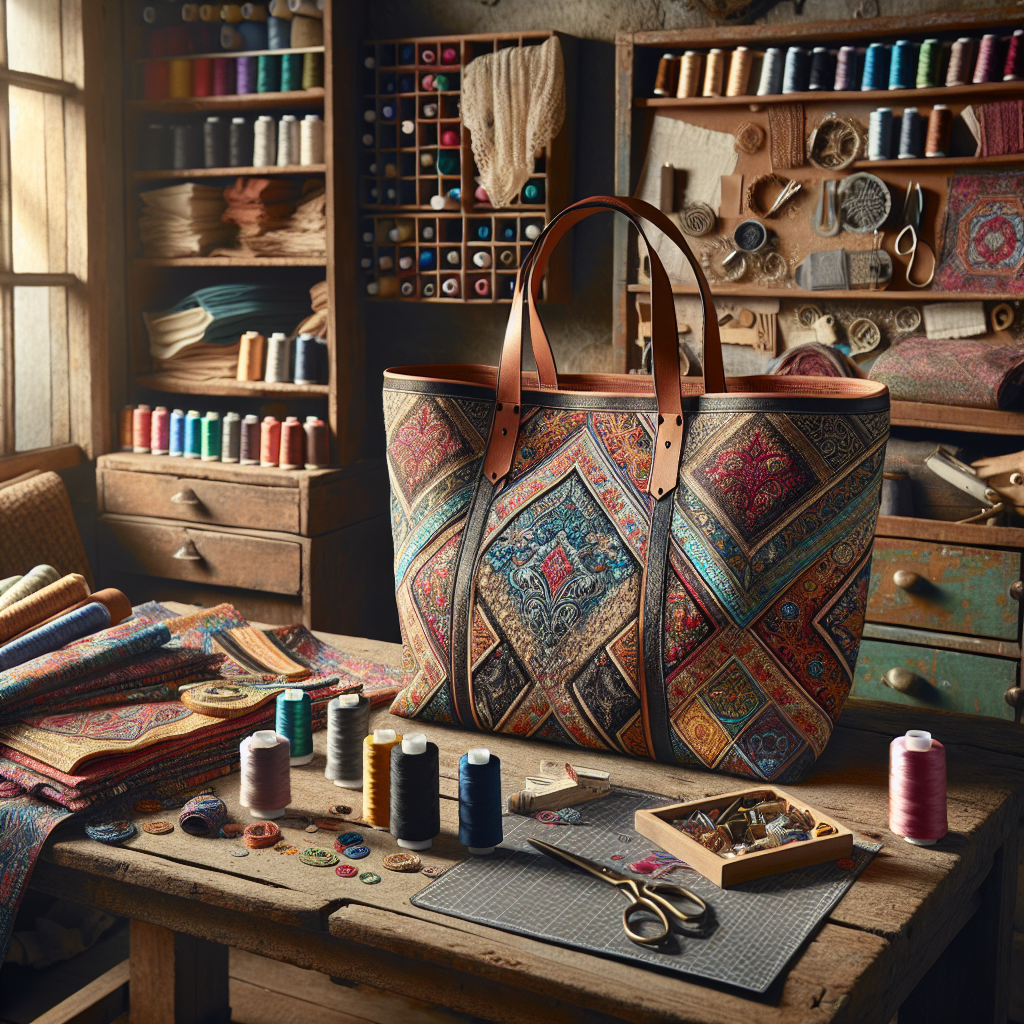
[119,405,133,451]
[260,416,281,467]
[945,37,974,86]
[889,39,917,90]
[390,734,440,850]
[898,107,923,159]
[267,13,289,49]
[302,51,323,89]
[868,107,894,160]
[240,414,260,465]
[757,46,783,95]
[179,794,228,837]
[213,56,236,95]
[926,104,952,158]
[324,693,370,788]
[726,46,751,97]
[257,53,281,94]
[237,330,265,381]
[303,417,329,469]
[240,731,291,819]
[279,415,304,470]
[169,409,185,457]
[916,38,940,88]
[834,45,858,91]
[363,729,402,828]
[221,411,241,463]
[889,730,947,845]
[132,405,152,454]
[168,59,192,99]
[702,48,725,97]
[280,52,303,90]
[458,748,503,855]
[441,276,460,297]
[973,33,999,83]
[264,331,291,383]
[275,688,313,765]
[782,46,810,93]
[184,410,202,459]
[236,55,256,94]
[201,411,221,462]
[861,42,889,91]
[1004,29,1024,81]
[192,58,213,97]
[808,47,833,91]
[677,51,701,98]
[150,406,170,455]
[473,277,490,297]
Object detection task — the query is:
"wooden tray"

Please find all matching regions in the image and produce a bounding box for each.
[634,785,853,888]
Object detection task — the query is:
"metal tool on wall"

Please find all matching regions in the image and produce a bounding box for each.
[894,182,936,288]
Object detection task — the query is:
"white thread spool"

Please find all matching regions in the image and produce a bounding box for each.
[239,730,290,819]
[253,114,276,166]
[299,113,324,165]
[441,276,460,296]
[276,114,299,166]
[264,332,291,383]
[472,250,492,269]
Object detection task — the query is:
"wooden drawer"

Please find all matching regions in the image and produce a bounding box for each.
[97,515,302,596]
[852,638,1018,720]
[867,537,1022,641]
[99,469,300,533]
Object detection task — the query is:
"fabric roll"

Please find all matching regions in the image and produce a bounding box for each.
[0,603,113,672]
[0,566,61,613]
[0,574,90,643]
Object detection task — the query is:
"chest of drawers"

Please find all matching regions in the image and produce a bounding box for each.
[95,453,399,640]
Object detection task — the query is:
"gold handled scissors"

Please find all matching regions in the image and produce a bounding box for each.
[527,838,707,946]
[894,182,935,288]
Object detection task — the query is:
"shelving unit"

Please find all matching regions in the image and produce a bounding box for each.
[359,31,575,303]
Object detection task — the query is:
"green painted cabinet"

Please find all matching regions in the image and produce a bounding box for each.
[852,638,1018,721]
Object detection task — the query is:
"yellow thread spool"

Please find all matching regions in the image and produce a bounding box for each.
[702,48,725,97]
[168,59,192,99]
[726,46,752,97]
[677,51,701,98]
[362,729,402,827]
[221,4,244,23]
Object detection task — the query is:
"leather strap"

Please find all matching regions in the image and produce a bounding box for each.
[482,197,724,499]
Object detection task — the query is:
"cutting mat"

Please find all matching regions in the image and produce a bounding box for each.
[412,787,878,993]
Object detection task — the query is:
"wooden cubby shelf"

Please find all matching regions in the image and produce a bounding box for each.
[134,165,326,180]
[628,284,1024,302]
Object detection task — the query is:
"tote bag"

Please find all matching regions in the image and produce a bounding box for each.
[384,197,888,782]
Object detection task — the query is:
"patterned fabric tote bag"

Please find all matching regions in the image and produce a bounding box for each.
[384,197,889,782]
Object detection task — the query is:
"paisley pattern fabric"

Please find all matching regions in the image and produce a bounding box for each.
[388,391,887,782]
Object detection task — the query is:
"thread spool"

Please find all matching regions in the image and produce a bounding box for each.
[898,107,923,159]
[179,794,228,836]
[458,749,503,855]
[201,412,221,462]
[325,694,370,788]
[240,730,291,819]
[118,406,133,450]
[237,330,266,380]
[861,42,889,91]
[293,333,321,384]
[442,46,458,63]
[221,24,245,50]
[916,38,940,88]
[390,734,440,850]
[279,416,304,470]
[945,37,973,86]
[444,250,460,268]
[172,124,201,170]
[221,411,241,463]
[257,54,281,93]
[702,49,725,97]
[267,14,289,48]
[280,52,302,90]
[133,405,152,454]
[363,729,402,828]
[143,60,170,100]
[229,117,251,166]
[203,116,228,168]
[276,688,313,764]
[236,55,256,94]
[782,46,810,93]
[0,603,112,672]
[677,51,701,98]
[1004,29,1024,81]
[653,53,680,96]
[300,113,324,165]
[192,58,213,97]
[302,51,323,89]
[269,0,292,16]
[725,46,751,97]
[441,277,460,297]
[168,59,192,99]
[303,418,329,468]
[472,250,492,269]
[260,416,281,467]
[277,113,299,165]
[925,104,951,157]
[524,223,541,241]
[974,33,999,83]
[184,410,202,459]
[868,107,894,160]
[253,114,276,165]
[418,250,436,270]
[808,47,833,91]
[240,414,260,465]
[889,730,947,845]
[287,0,323,17]
[150,406,170,455]
[169,409,185,457]
[222,4,244,22]
[889,40,917,90]
[214,57,236,95]
[264,331,290,382]
[474,278,490,297]
[757,47,784,96]
[834,45,858,91]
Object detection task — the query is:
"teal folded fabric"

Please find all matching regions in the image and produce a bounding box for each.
[162,285,311,346]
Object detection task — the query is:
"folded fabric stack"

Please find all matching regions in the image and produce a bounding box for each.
[242,186,327,258]
[139,183,234,258]
[292,280,329,342]
[0,599,404,962]
[214,177,300,255]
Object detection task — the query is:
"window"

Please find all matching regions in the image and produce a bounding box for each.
[0,0,108,470]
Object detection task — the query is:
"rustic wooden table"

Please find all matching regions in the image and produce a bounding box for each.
[27,631,1024,1024]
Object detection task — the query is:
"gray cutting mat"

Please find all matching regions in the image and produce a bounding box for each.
[412,787,878,993]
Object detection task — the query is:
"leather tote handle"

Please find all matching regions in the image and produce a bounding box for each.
[483,196,724,499]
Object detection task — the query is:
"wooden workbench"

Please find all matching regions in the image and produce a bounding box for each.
[27,631,1024,1024]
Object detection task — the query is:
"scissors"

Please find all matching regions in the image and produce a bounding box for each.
[894,182,935,288]
[527,838,707,946]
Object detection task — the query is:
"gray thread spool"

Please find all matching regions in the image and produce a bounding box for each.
[898,108,923,159]
[264,332,291,383]
[324,693,370,789]
[172,123,201,170]
[757,47,784,96]
[240,414,260,465]
[229,117,252,167]
[277,114,300,166]
[880,472,914,517]
[203,117,228,169]
[868,107,894,160]
[221,411,241,463]
[239,731,291,820]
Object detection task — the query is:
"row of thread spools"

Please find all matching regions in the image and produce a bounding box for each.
[364,43,461,69]
[143,113,324,171]
[240,691,503,854]
[233,330,327,385]
[653,30,1024,99]
[122,406,331,469]
[866,105,953,160]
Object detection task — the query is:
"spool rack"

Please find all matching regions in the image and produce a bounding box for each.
[360,31,575,303]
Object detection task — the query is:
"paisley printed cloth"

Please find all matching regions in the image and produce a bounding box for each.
[385,384,887,783]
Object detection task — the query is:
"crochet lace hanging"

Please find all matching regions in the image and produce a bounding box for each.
[461,36,565,209]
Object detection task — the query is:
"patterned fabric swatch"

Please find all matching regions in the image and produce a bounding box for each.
[977,101,1024,157]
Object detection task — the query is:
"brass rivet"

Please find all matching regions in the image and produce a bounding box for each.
[676,415,682,426]
[665,441,671,448]
[501,428,507,435]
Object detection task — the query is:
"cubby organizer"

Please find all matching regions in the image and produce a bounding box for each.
[360,31,574,303]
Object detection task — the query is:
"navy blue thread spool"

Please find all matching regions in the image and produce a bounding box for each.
[169,408,185,457]
[889,40,917,90]
[294,333,320,384]
[756,46,783,95]
[458,748,503,855]
[390,734,440,851]
[861,42,889,91]
[782,46,811,93]
[276,688,313,766]
[808,47,834,90]
[834,45,858,91]
[898,107,923,159]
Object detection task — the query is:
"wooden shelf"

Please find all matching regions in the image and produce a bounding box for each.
[889,400,1024,436]
[138,46,325,63]
[135,375,329,399]
[135,165,326,180]
[635,80,1024,109]
[134,256,327,267]
[128,88,324,114]
[626,283,1022,301]
[850,153,1024,171]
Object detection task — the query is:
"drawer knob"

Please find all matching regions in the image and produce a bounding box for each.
[1010,581,1023,602]
[172,539,203,562]
[892,569,922,591]
[883,668,924,695]
[1005,687,1024,712]
[170,487,201,507]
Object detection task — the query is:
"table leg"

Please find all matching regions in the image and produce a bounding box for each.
[899,827,1020,1024]
[129,919,231,1024]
